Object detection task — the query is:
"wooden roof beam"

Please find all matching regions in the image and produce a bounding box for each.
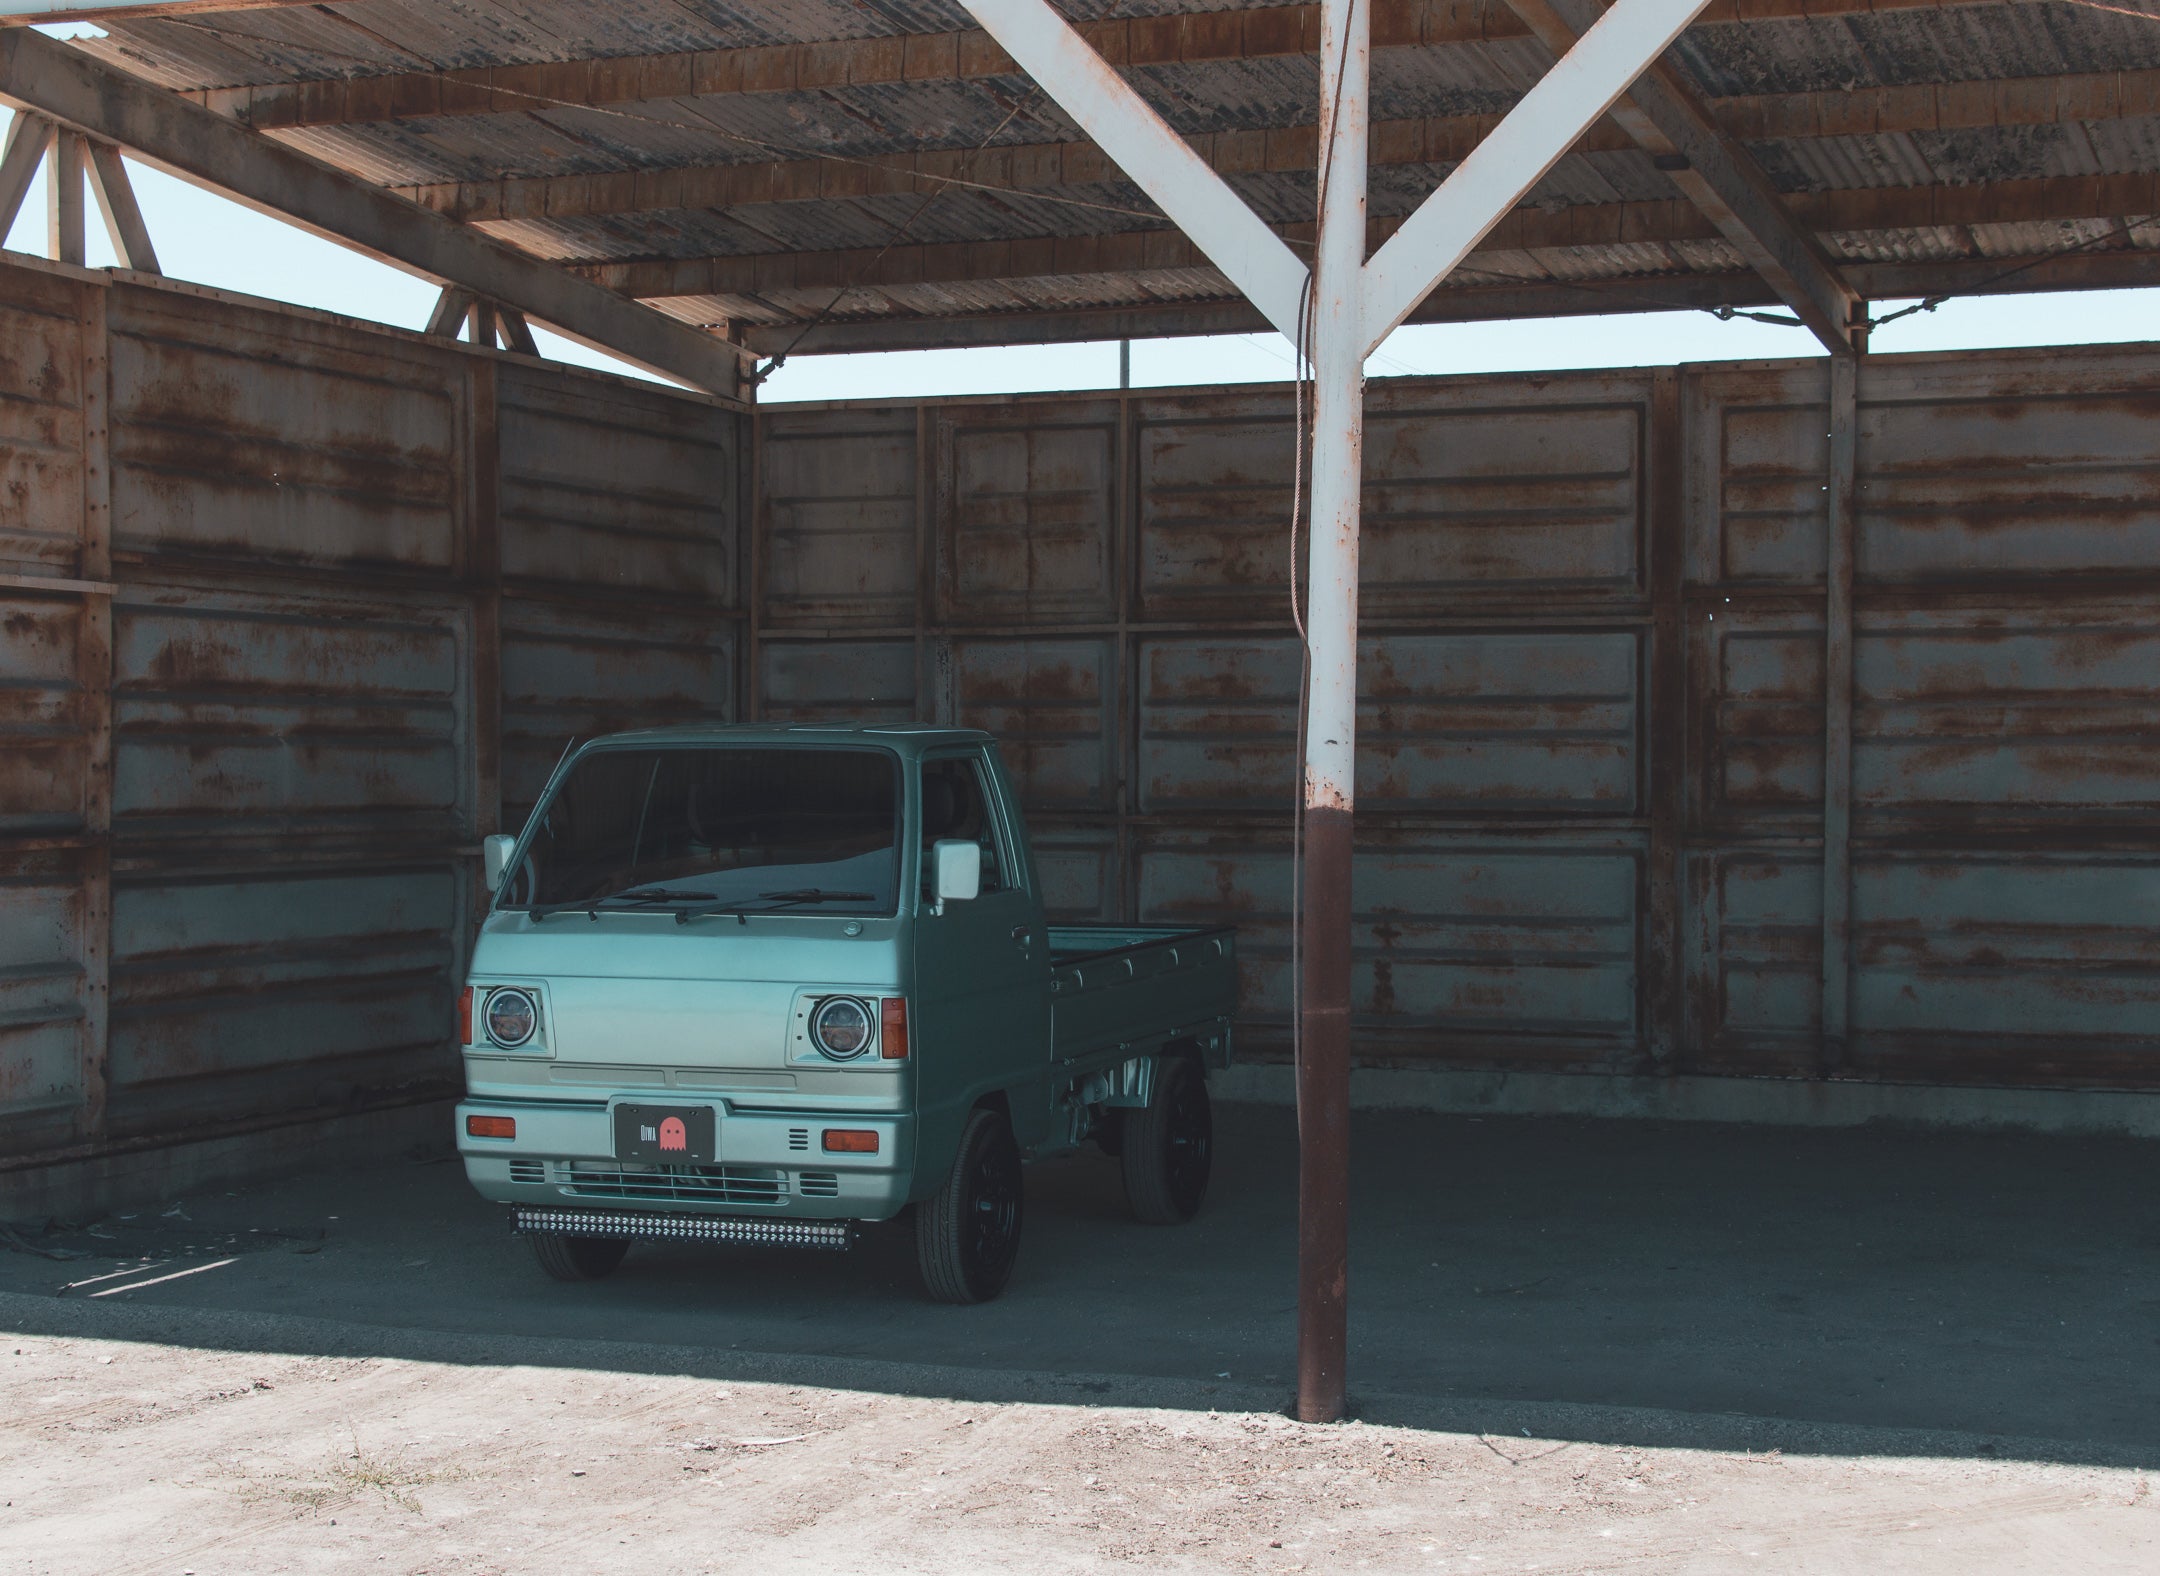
[0,2,324,23]
[735,247,2160,355]
[566,172,2160,299]
[391,63,2160,227]
[190,0,2010,131]
[0,26,750,397]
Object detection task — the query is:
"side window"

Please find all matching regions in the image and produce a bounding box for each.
[920,756,1008,896]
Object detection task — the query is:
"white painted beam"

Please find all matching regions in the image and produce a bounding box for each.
[959,0,1308,342]
[1361,0,1714,356]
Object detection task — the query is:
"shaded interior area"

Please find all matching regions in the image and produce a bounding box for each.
[5,1104,2154,1466]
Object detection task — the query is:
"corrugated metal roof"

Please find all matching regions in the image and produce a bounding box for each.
[50,1,2160,348]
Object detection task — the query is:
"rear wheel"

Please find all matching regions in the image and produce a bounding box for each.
[1122,1057,1212,1224]
[915,1107,1024,1304]
[529,1232,628,1282]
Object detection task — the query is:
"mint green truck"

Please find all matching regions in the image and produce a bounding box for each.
[455,726,1236,1303]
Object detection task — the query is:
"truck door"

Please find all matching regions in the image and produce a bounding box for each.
[913,750,1053,1149]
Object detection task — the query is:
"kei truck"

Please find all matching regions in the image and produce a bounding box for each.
[454,726,1238,1302]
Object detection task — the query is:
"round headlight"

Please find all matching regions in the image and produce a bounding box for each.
[810,996,873,1060]
[485,987,537,1048]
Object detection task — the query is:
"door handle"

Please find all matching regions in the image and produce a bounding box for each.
[1011,925,1032,943]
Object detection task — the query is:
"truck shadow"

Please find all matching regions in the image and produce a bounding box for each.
[4,1102,2155,1469]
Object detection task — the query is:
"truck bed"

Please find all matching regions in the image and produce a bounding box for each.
[1045,924,1237,1074]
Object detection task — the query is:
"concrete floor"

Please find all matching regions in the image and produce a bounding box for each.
[3,1103,2156,1463]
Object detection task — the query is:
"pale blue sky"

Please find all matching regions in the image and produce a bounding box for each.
[5,77,2155,404]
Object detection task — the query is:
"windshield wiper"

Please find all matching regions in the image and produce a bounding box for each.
[674,889,877,926]
[527,886,719,921]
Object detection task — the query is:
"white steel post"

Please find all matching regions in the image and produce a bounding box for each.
[1296,0,1367,1427]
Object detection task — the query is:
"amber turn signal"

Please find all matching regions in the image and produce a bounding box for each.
[821,1129,877,1154]
[879,997,909,1060]
[458,985,473,1046]
[466,1114,516,1139]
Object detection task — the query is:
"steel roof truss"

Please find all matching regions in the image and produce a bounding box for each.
[1504,0,1860,352]
[961,0,1309,342]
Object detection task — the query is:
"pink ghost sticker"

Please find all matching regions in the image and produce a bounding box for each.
[658,1116,688,1153]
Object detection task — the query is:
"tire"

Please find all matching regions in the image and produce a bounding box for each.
[529,1231,629,1282]
[1122,1056,1213,1225]
[915,1106,1025,1304]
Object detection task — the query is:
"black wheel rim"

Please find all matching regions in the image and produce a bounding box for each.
[964,1131,1021,1286]
[1163,1072,1213,1216]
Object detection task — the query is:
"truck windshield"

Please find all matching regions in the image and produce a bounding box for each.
[509,746,900,915]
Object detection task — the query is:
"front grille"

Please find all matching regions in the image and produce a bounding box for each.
[787,1128,810,1152]
[797,1171,840,1198]
[514,1206,852,1252]
[562,1163,787,1205]
[508,1159,545,1185]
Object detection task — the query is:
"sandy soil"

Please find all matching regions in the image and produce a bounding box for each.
[3,1329,2153,1576]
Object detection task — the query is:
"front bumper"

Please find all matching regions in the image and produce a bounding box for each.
[456,1096,914,1222]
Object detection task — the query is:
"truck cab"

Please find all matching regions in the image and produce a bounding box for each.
[456,725,1236,1302]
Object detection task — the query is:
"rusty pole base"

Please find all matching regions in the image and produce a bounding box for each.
[1295,804,1353,1424]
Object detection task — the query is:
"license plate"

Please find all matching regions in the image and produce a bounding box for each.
[613,1103,716,1164]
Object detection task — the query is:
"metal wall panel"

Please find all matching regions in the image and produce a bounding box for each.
[0,848,90,1144]
[757,407,917,626]
[951,636,1116,811]
[107,291,463,575]
[110,586,468,846]
[0,591,91,837]
[1027,824,1118,922]
[1,258,747,1170]
[758,638,916,724]
[760,349,2160,1091]
[497,364,740,601]
[1686,343,2160,1088]
[937,403,1117,623]
[1136,831,1642,1061]
[499,597,737,828]
[1689,848,2160,1083]
[1138,632,1641,816]
[106,862,459,1135]
[1137,378,1650,618]
[13,242,2157,1178]
[0,266,86,581]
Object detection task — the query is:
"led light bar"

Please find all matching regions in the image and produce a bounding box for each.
[512,1206,853,1252]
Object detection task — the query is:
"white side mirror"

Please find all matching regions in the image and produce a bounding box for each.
[932,839,981,913]
[483,834,518,893]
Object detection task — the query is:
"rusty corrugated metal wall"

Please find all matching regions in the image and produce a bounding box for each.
[752,353,2160,1091]
[0,258,743,1167]
[6,248,2154,1178]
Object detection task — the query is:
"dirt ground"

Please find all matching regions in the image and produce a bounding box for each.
[4,1104,2157,1571]
[2,1328,2154,1575]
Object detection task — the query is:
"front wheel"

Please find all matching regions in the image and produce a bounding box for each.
[529,1232,628,1282]
[1122,1057,1213,1224]
[915,1107,1024,1304]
